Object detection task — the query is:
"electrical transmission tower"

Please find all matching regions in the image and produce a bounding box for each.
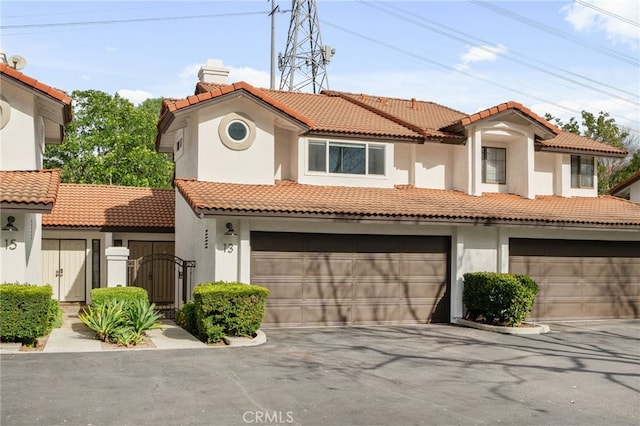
[278,0,335,93]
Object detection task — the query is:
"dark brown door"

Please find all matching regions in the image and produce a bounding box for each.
[129,241,175,305]
[510,239,640,321]
[251,232,450,327]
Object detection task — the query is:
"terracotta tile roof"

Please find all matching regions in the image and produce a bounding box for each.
[539,131,628,157]
[175,179,640,229]
[324,91,467,140]
[610,171,640,196]
[456,101,559,133]
[162,81,626,155]
[0,170,60,212]
[42,184,174,231]
[0,64,72,123]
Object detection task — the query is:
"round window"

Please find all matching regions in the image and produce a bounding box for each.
[219,113,256,151]
[227,120,249,142]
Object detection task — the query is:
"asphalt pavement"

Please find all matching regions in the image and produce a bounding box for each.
[1,320,639,425]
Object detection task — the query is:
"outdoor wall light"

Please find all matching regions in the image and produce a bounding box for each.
[2,216,18,232]
[224,222,237,236]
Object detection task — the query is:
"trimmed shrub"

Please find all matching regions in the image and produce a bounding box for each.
[463,272,539,327]
[90,286,148,308]
[176,302,197,336]
[0,284,58,345]
[193,282,269,343]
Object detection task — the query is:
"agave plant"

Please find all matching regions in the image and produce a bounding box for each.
[125,299,163,335]
[78,301,127,342]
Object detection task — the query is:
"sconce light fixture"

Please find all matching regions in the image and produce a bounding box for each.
[224,222,237,236]
[2,216,18,232]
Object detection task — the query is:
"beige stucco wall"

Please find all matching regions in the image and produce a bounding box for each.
[0,81,40,170]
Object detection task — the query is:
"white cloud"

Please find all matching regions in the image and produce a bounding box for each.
[562,0,640,49]
[178,63,201,81]
[456,44,508,70]
[117,89,154,105]
[228,67,270,88]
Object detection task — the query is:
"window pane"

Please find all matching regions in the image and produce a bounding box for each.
[329,143,366,174]
[482,147,506,184]
[91,239,100,289]
[581,156,594,187]
[308,141,326,172]
[571,156,579,188]
[368,145,385,175]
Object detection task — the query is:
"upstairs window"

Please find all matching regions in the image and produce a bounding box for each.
[308,140,385,176]
[571,155,594,188]
[482,147,506,184]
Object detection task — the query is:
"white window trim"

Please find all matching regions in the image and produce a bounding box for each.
[306,138,387,177]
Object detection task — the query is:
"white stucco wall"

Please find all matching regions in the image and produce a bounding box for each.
[196,98,275,185]
[1,213,41,284]
[630,181,640,202]
[0,82,39,170]
[414,143,452,189]
[534,152,555,195]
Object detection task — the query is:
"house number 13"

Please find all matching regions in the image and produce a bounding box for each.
[223,243,234,253]
[4,239,17,250]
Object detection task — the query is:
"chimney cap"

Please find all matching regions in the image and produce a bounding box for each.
[198,58,230,84]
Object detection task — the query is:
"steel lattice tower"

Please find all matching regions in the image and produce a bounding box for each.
[278,0,334,93]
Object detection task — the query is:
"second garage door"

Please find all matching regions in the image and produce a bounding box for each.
[510,238,640,321]
[251,232,450,327]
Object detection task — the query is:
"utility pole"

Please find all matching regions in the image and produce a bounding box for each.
[278,0,335,93]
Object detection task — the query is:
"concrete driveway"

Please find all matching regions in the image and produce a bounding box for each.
[1,320,638,425]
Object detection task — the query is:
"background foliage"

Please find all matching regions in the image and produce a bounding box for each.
[44,90,174,188]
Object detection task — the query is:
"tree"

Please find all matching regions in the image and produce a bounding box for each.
[45,90,174,188]
[545,110,639,194]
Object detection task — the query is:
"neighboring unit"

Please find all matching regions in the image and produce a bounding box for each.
[155,59,640,326]
[610,170,640,202]
[0,63,72,284]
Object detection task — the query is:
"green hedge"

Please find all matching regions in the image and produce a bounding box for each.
[90,286,148,308]
[0,284,61,345]
[175,301,197,336]
[193,282,269,343]
[462,272,539,327]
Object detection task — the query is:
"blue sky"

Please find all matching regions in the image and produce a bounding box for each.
[1,1,638,133]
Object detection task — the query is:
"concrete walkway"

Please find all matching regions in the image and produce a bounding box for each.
[1,303,265,353]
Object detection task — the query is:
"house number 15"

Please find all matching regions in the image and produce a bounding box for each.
[223,243,234,253]
[4,239,17,250]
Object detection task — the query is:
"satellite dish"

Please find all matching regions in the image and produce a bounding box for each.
[8,55,26,70]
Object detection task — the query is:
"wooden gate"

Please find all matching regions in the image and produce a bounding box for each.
[127,251,195,319]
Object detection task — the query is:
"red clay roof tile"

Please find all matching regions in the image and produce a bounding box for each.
[0,64,72,123]
[175,179,640,229]
[162,81,624,156]
[0,170,60,211]
[42,184,174,230]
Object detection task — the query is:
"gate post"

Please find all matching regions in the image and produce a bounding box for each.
[106,247,130,287]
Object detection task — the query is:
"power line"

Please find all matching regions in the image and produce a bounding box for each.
[468,0,639,67]
[0,11,268,30]
[574,0,640,28]
[321,20,639,134]
[359,1,639,107]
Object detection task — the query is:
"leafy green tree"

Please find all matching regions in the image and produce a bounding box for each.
[545,111,639,194]
[45,90,174,188]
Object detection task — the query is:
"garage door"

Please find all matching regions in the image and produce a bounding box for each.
[251,232,450,327]
[510,239,640,321]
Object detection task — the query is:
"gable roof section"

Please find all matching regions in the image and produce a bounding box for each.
[0,64,72,124]
[175,178,640,229]
[0,170,60,212]
[42,184,174,232]
[610,171,640,198]
[538,131,628,157]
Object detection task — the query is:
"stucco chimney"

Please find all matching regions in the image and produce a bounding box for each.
[198,59,230,84]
